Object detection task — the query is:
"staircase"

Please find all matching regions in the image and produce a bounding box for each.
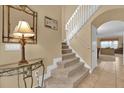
[44,6,100,88]
[45,42,89,88]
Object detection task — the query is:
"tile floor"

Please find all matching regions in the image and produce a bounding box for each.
[78,54,124,88]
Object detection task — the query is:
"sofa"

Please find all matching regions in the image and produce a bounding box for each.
[115,48,123,54]
[100,48,115,55]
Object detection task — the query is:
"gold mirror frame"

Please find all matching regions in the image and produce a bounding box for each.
[2,5,38,44]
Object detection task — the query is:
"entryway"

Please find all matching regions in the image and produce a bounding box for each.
[92,20,124,71]
[91,7,124,71]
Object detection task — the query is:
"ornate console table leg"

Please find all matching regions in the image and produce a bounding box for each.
[23,75,27,88]
[17,70,20,88]
[23,76,33,88]
[35,61,45,88]
[23,66,33,88]
[41,62,45,88]
[31,76,33,88]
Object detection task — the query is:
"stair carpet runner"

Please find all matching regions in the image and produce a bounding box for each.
[45,42,89,88]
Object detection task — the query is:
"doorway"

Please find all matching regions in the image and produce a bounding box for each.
[92,21,124,71]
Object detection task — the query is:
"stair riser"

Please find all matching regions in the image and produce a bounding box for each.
[62,54,75,60]
[52,63,84,79]
[73,70,89,87]
[57,58,79,69]
[62,49,72,54]
[62,45,69,49]
[64,58,80,68]
[68,63,84,77]
[62,43,67,46]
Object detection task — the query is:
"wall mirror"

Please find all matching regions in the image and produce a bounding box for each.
[2,5,38,44]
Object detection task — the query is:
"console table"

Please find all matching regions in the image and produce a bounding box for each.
[0,58,45,88]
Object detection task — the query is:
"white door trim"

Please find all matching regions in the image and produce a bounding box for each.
[123,32,124,65]
[91,25,98,71]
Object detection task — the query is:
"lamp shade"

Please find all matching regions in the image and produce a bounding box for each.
[13,21,35,38]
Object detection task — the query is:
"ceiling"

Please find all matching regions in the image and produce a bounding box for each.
[97,21,124,38]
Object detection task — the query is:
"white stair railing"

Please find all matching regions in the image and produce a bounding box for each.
[65,5,100,42]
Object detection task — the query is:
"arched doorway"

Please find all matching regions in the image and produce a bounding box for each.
[91,8,124,71]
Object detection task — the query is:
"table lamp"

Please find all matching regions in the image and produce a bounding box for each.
[13,21,35,65]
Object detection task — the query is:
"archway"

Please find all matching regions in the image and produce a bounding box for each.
[91,8,124,71]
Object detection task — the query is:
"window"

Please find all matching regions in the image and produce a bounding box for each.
[5,44,21,51]
[100,40,118,49]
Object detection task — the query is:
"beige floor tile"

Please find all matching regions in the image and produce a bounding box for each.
[78,54,124,88]
[117,78,124,88]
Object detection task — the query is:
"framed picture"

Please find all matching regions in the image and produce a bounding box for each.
[44,16,58,30]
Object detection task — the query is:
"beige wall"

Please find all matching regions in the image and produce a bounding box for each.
[0,5,62,87]
[61,5,77,41]
[92,6,124,27]
[70,22,91,65]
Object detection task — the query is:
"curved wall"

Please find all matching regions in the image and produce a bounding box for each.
[70,5,124,67]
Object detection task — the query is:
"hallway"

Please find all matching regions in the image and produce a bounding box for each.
[78,54,124,88]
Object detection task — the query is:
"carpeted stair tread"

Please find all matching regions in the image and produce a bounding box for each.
[45,77,72,88]
[56,62,83,73]
[70,67,89,87]
[60,57,80,67]
[45,68,89,88]
[62,45,69,49]
[62,53,75,60]
[58,57,79,67]
[62,52,75,57]
[52,62,84,78]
